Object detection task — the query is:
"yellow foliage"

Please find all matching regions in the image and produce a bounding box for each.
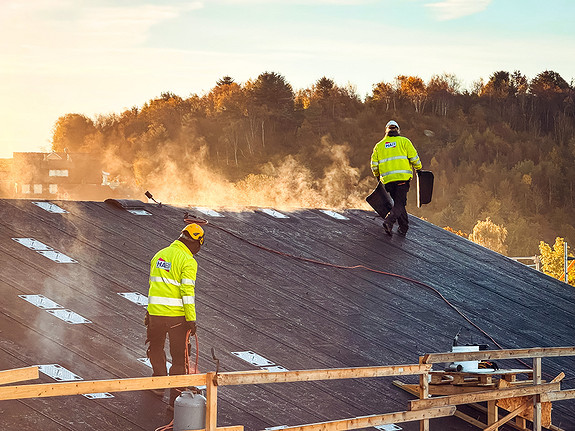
[468,217,508,254]
[539,237,575,285]
[443,226,468,238]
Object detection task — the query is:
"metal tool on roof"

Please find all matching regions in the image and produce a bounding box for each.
[144,190,162,207]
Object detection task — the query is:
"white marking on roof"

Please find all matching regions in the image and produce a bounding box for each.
[231,351,275,367]
[259,209,289,219]
[127,209,152,216]
[19,294,64,309]
[12,238,53,251]
[319,210,349,220]
[12,238,77,263]
[374,425,402,431]
[194,207,224,217]
[38,364,82,381]
[32,201,68,213]
[118,292,148,306]
[83,393,114,399]
[45,309,92,324]
[261,365,289,372]
[138,357,172,369]
[36,250,78,263]
[38,364,114,399]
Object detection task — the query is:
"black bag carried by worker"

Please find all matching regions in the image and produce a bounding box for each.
[366,181,393,218]
[416,170,434,207]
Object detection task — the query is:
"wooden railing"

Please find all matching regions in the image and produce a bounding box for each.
[1,346,574,431]
[415,346,575,431]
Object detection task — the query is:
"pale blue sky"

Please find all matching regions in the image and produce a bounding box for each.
[1,0,574,157]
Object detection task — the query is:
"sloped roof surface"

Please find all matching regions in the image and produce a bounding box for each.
[0,198,574,431]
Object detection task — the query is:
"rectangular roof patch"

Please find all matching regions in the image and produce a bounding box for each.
[36,250,78,264]
[38,364,113,399]
[319,210,349,220]
[195,207,224,217]
[12,238,77,263]
[118,292,148,306]
[12,238,52,251]
[261,365,289,372]
[45,309,92,324]
[32,202,68,213]
[38,364,82,382]
[231,351,275,367]
[259,209,289,219]
[19,294,64,310]
[127,209,151,216]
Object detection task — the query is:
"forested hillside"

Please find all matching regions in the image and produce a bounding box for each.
[50,70,575,256]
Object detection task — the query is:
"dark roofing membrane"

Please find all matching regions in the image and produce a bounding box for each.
[0,198,574,431]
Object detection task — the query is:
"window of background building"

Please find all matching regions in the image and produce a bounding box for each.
[34,184,43,194]
[22,184,31,194]
[49,184,58,194]
[49,169,69,177]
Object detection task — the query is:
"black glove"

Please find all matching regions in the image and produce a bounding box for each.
[185,320,196,335]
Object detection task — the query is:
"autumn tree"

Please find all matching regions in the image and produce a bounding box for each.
[539,237,575,285]
[369,81,395,111]
[51,114,97,152]
[529,70,571,133]
[427,73,460,116]
[395,75,427,113]
[244,71,298,148]
[468,217,508,254]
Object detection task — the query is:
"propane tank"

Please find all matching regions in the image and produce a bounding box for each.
[173,390,206,431]
[452,345,480,372]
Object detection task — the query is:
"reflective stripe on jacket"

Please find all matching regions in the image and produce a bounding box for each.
[370,135,422,184]
[147,240,197,321]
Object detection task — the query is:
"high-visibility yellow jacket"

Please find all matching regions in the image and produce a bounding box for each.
[371,135,422,184]
[147,240,197,321]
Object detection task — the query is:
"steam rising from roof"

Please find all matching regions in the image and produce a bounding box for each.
[132,136,372,211]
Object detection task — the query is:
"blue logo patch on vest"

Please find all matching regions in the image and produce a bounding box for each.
[385,141,397,149]
[156,258,171,272]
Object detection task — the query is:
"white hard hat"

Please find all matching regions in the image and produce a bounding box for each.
[386,120,399,130]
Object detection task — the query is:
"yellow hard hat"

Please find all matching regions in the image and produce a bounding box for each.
[182,223,204,245]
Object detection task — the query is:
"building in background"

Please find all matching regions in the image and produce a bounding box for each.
[3,151,125,200]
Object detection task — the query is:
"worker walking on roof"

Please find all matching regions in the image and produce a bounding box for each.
[370,120,422,236]
[145,223,204,409]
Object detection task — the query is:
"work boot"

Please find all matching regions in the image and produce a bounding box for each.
[398,227,408,236]
[383,222,393,236]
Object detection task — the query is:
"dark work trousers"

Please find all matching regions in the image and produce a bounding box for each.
[384,180,410,232]
[146,314,189,405]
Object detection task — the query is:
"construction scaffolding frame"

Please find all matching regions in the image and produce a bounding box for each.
[1,346,574,431]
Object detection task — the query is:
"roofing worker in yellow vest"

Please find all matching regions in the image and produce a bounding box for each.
[145,223,204,409]
[371,120,422,236]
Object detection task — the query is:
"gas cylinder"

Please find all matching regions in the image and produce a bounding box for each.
[173,390,206,431]
[452,345,480,372]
